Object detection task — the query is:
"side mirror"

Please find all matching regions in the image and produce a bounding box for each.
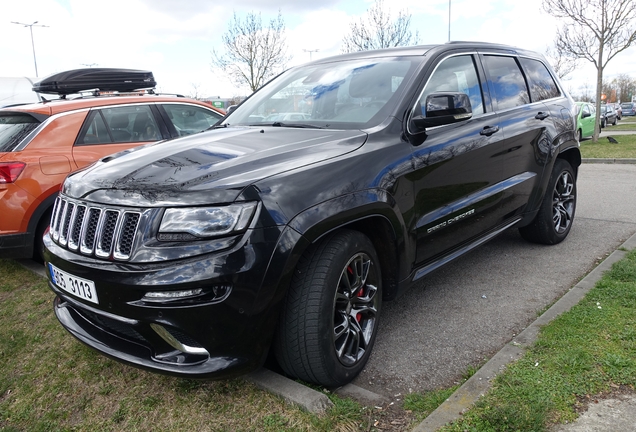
[226,105,238,115]
[411,92,472,131]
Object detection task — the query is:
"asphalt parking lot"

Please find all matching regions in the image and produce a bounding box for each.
[352,162,636,398]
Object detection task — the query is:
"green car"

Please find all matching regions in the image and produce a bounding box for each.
[574,101,598,141]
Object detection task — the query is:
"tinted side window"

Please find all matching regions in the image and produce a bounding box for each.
[482,55,529,111]
[163,104,223,137]
[519,58,561,102]
[77,105,160,145]
[419,55,484,116]
[78,111,111,144]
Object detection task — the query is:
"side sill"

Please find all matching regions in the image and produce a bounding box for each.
[412,217,522,282]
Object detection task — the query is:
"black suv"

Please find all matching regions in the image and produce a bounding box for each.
[44,42,580,387]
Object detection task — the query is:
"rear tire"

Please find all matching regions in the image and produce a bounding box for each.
[519,159,576,245]
[274,230,382,387]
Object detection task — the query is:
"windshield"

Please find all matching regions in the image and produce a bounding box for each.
[0,113,41,152]
[223,57,417,130]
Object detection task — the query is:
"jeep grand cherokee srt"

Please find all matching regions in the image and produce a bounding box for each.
[43,42,580,387]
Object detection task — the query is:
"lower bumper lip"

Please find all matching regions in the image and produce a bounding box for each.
[54,296,253,378]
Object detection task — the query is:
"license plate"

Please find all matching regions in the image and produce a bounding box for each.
[49,263,99,304]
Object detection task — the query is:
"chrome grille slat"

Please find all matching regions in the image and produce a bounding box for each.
[80,208,101,255]
[68,205,86,250]
[59,202,76,246]
[50,196,141,261]
[96,210,120,258]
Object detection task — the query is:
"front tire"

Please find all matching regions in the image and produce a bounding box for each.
[519,159,576,245]
[275,230,382,387]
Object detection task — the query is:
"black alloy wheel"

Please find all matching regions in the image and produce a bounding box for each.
[274,229,382,387]
[519,159,576,245]
[333,251,380,367]
[551,165,576,235]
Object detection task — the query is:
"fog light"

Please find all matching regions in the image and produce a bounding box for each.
[142,288,203,303]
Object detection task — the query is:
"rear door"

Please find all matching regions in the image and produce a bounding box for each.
[72,104,166,169]
[480,53,560,220]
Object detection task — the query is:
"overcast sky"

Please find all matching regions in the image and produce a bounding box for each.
[3,0,636,100]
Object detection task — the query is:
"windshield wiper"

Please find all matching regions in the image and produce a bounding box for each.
[207,124,228,130]
[269,122,325,129]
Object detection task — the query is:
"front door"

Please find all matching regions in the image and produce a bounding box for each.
[410,54,508,265]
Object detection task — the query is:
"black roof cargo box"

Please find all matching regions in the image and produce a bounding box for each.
[32,68,156,95]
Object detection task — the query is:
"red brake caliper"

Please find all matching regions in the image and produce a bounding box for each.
[348,266,363,322]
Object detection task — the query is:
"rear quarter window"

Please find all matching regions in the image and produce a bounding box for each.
[482,55,530,111]
[519,58,561,101]
[0,113,41,152]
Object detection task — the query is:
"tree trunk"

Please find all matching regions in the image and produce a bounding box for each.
[593,38,604,143]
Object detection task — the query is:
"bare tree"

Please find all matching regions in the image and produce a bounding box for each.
[611,73,636,102]
[188,82,201,100]
[544,44,577,80]
[341,0,420,53]
[542,0,636,141]
[212,11,291,93]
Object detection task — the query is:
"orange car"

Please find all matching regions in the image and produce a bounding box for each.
[0,68,225,261]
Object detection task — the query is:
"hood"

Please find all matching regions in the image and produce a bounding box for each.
[64,126,367,206]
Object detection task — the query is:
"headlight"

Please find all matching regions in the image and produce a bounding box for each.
[158,202,257,240]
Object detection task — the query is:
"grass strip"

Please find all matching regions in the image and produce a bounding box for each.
[580,134,636,158]
[437,248,636,431]
[0,259,382,432]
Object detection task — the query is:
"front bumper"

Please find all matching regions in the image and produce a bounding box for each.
[44,224,302,380]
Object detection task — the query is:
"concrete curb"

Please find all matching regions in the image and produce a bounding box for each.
[582,158,636,164]
[411,231,636,432]
[245,368,334,414]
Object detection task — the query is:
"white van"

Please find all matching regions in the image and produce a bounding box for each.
[0,76,44,107]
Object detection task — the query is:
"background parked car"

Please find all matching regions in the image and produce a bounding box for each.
[621,102,636,116]
[600,104,618,128]
[574,101,597,140]
[0,68,224,261]
[613,103,622,120]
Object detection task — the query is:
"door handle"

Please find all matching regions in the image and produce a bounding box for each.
[480,125,500,136]
[535,112,550,120]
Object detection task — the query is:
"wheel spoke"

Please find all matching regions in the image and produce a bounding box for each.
[333,310,349,341]
[552,171,574,233]
[332,251,379,366]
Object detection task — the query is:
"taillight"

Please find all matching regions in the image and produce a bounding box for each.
[0,162,26,184]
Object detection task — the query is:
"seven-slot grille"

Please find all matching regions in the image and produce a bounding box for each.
[50,196,141,260]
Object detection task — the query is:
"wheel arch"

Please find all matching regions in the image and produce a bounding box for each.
[557,146,582,177]
[23,190,59,258]
[286,190,411,301]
